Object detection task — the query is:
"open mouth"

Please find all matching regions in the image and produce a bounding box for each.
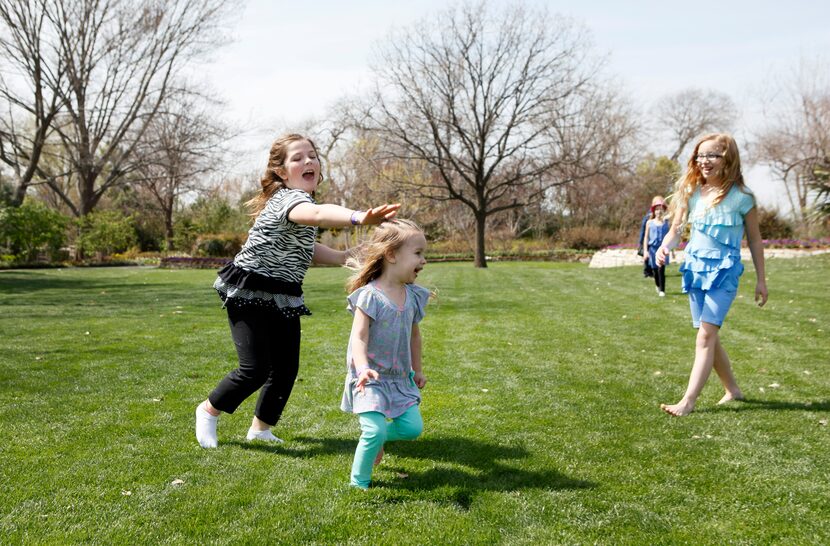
[302,169,316,181]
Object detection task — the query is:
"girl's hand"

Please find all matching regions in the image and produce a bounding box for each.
[359,204,401,225]
[755,281,768,307]
[413,371,427,389]
[655,246,670,266]
[355,368,380,393]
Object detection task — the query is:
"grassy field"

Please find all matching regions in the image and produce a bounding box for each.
[1,256,828,544]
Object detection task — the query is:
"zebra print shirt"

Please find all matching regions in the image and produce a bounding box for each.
[213,189,317,315]
[233,188,317,282]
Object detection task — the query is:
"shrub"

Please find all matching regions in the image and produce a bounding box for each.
[0,200,69,263]
[192,232,246,257]
[75,211,138,258]
[173,195,251,252]
[0,178,13,206]
[756,206,794,240]
[160,256,229,268]
[556,225,621,250]
[110,249,161,266]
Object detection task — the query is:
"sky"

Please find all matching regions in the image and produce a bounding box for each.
[201,0,830,212]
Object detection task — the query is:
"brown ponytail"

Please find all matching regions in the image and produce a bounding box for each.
[245,133,323,218]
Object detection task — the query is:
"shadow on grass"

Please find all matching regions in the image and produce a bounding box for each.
[699,398,830,413]
[234,434,594,509]
[0,270,174,294]
[224,436,354,457]
[378,437,594,502]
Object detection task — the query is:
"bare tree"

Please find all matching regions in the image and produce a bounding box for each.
[0,0,65,206]
[130,89,231,248]
[754,57,830,229]
[24,0,235,217]
[812,162,830,224]
[358,2,633,267]
[314,103,490,252]
[652,88,737,162]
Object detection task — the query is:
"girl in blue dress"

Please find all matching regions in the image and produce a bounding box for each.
[341,219,430,489]
[656,133,768,416]
[644,198,670,296]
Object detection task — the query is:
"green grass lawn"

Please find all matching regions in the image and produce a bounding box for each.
[1,257,828,544]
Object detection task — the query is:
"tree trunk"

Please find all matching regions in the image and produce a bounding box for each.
[11,183,28,207]
[165,212,174,251]
[79,171,101,216]
[474,211,487,268]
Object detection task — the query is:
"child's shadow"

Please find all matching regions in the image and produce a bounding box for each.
[380,436,592,493]
[699,398,830,413]
[287,434,594,508]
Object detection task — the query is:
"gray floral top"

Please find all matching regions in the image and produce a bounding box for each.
[340,282,430,418]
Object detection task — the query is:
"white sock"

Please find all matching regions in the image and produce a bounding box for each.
[246,427,284,443]
[195,403,219,448]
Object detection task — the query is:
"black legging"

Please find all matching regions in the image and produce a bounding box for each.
[208,305,301,426]
[654,265,666,293]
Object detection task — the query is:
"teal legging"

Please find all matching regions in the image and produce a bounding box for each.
[350,405,423,489]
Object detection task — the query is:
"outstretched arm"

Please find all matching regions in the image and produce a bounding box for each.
[743,206,768,307]
[410,323,426,388]
[312,243,351,266]
[288,203,400,229]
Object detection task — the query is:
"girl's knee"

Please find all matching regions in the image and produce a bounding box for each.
[696,323,720,346]
[400,420,423,440]
[360,427,387,445]
[231,367,269,386]
[396,410,423,440]
[358,413,388,444]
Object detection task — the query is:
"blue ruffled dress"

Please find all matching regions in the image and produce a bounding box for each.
[646,219,670,269]
[679,185,755,294]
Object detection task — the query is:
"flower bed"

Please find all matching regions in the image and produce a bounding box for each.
[159,256,229,269]
[426,249,594,263]
[761,238,830,249]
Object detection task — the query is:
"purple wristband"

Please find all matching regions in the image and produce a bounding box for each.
[350,210,362,225]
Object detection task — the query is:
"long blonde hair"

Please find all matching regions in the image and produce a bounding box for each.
[245,134,324,218]
[667,133,750,222]
[346,219,424,293]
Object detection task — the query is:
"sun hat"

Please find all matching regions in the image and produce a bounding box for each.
[650,200,667,212]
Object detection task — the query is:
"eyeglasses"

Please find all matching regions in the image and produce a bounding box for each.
[695,153,723,162]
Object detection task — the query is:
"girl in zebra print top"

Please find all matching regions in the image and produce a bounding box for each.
[195,134,400,448]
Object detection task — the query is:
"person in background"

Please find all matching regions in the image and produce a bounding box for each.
[644,198,670,296]
[638,196,665,278]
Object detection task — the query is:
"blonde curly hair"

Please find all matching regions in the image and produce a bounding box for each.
[668,133,751,224]
[345,219,424,293]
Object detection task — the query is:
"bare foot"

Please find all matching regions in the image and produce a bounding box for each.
[660,401,694,416]
[374,447,384,466]
[717,391,745,405]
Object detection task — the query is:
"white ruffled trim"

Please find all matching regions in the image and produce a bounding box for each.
[213,277,305,308]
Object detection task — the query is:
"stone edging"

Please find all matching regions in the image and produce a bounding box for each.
[588,248,830,268]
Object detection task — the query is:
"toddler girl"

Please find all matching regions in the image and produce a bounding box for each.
[341,219,430,489]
